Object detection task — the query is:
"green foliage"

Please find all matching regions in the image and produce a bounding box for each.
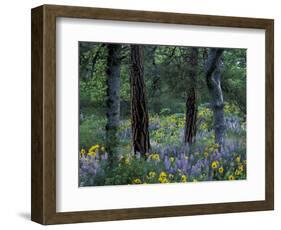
[159,108,171,115]
[149,114,185,146]
[79,43,246,119]
[79,43,108,118]
[222,49,247,115]
[79,118,106,148]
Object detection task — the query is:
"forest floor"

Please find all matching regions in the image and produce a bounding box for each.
[79,103,246,186]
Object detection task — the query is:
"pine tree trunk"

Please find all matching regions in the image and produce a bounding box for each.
[130,45,150,155]
[184,88,197,144]
[184,48,198,145]
[105,44,121,165]
[205,48,225,146]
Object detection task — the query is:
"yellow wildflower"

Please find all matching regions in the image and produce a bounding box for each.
[80,148,86,155]
[88,151,96,157]
[158,177,169,183]
[158,171,169,183]
[211,161,219,169]
[228,175,235,180]
[218,167,224,174]
[133,178,142,184]
[151,153,160,161]
[159,171,167,178]
[181,175,187,182]
[101,146,105,152]
[235,156,240,163]
[89,144,99,153]
[169,157,175,162]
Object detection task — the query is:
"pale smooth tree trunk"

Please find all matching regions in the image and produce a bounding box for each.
[205,48,225,146]
[105,44,122,165]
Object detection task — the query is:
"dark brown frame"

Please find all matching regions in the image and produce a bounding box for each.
[31,4,274,225]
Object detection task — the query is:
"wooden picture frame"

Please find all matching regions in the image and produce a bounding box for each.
[31,4,274,225]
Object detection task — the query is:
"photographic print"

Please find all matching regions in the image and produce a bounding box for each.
[31,5,274,224]
[79,42,247,187]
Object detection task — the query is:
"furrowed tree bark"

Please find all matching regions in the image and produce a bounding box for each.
[205,48,225,146]
[130,45,150,155]
[184,48,198,145]
[105,44,122,166]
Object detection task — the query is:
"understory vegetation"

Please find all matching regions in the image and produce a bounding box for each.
[79,103,246,186]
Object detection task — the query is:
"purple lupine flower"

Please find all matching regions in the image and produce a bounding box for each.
[88,167,96,175]
[164,157,171,170]
[81,164,90,172]
[93,160,99,169]
[101,152,108,161]
[176,159,181,169]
